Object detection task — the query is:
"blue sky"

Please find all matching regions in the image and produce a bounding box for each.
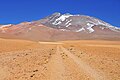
[0,0,120,27]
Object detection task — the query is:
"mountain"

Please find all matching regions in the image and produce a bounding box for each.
[0,12,120,41]
[39,12,120,33]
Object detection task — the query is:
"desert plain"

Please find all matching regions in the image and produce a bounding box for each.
[0,38,120,80]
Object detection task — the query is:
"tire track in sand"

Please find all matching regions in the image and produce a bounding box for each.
[59,45,106,80]
[47,46,65,80]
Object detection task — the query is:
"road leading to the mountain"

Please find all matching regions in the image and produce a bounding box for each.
[44,43,107,80]
[59,45,106,80]
[0,42,110,80]
[47,46,66,80]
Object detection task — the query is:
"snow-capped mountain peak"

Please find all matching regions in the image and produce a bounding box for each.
[0,12,120,34]
[39,12,120,33]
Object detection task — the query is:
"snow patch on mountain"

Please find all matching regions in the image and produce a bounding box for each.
[66,23,72,27]
[76,28,85,32]
[52,14,73,25]
[86,23,94,33]
[49,13,61,22]
[93,18,114,28]
[65,19,72,25]
[87,27,94,33]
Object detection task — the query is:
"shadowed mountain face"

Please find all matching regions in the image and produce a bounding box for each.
[0,13,120,41]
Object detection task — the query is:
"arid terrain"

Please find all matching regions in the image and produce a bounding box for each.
[0,38,120,80]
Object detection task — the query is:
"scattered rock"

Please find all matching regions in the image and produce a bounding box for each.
[30,74,35,77]
[33,69,38,72]
[49,53,52,55]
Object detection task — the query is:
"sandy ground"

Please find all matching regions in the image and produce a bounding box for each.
[0,38,120,80]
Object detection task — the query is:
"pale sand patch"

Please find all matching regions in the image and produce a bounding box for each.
[38,41,63,45]
[0,66,9,80]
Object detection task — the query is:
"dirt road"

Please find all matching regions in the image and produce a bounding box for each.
[59,45,106,80]
[0,41,120,80]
